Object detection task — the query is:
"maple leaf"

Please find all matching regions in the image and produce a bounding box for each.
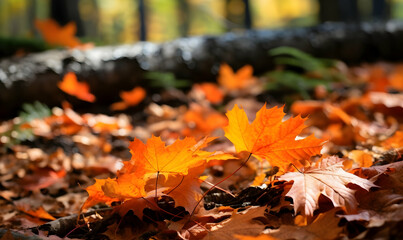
[279,156,376,215]
[134,136,213,178]
[58,72,96,102]
[110,86,146,111]
[218,63,255,90]
[161,164,206,213]
[35,19,83,48]
[82,136,232,214]
[224,104,325,172]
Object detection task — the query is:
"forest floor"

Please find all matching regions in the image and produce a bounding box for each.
[0,49,402,240]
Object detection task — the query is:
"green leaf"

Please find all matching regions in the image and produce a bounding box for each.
[19,101,51,123]
[145,72,190,89]
[269,46,335,72]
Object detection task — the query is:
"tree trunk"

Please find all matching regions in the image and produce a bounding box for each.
[1,21,403,118]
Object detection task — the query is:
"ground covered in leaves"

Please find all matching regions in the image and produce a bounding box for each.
[0,49,402,240]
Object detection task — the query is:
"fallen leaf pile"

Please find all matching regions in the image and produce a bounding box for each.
[0,58,402,239]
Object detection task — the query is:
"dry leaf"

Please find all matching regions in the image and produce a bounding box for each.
[279,156,376,215]
[268,208,344,240]
[203,206,267,240]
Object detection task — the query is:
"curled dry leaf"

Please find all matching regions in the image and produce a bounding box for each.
[279,156,376,215]
[224,104,326,172]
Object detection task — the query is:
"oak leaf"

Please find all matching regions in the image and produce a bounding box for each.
[224,104,325,172]
[58,72,96,102]
[279,156,376,215]
[218,63,255,90]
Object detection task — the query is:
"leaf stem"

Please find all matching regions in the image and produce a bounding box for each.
[155,171,160,199]
[187,152,253,221]
[166,175,185,195]
[290,163,302,173]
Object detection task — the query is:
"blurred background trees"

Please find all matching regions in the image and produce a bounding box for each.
[0,0,402,46]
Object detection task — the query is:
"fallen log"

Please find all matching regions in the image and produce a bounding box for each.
[1,20,403,118]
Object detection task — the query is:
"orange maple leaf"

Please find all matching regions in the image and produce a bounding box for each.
[82,136,233,213]
[224,104,326,172]
[279,156,376,215]
[58,72,96,102]
[35,19,84,48]
[218,63,255,90]
[110,87,146,111]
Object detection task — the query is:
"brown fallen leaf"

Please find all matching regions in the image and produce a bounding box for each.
[202,206,267,240]
[279,156,376,215]
[268,208,344,240]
